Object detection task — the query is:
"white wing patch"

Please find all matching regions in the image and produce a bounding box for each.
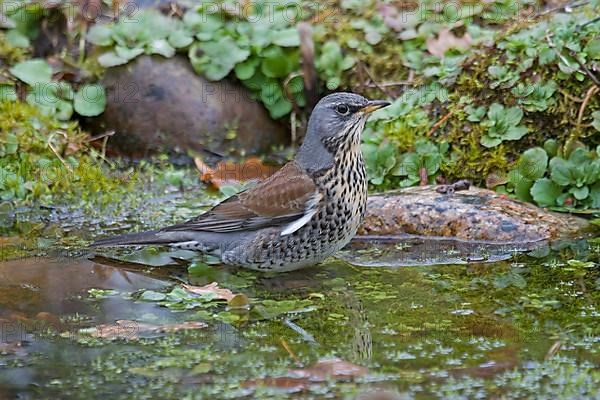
[280,191,322,236]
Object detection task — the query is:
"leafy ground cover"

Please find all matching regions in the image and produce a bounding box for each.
[0,0,598,214]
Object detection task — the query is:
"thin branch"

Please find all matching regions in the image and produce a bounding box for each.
[576,85,599,130]
[427,110,455,137]
[569,50,600,87]
[359,61,393,97]
[538,0,589,17]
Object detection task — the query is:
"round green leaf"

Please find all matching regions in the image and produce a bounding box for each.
[261,51,292,78]
[10,59,52,86]
[98,51,128,67]
[272,28,300,47]
[518,147,548,180]
[74,84,107,117]
[570,185,589,200]
[87,25,113,46]
[531,178,562,207]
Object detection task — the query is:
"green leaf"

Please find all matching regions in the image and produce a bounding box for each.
[55,99,73,121]
[480,135,502,148]
[115,46,144,60]
[234,59,258,80]
[6,29,30,48]
[508,170,534,202]
[585,38,600,60]
[272,28,300,47]
[531,178,562,207]
[168,30,193,48]
[98,51,128,67]
[549,157,573,186]
[139,290,166,301]
[493,271,526,289]
[504,125,528,140]
[267,96,292,119]
[392,153,419,177]
[543,139,558,157]
[74,84,107,117]
[87,24,113,46]
[261,47,292,78]
[190,38,250,81]
[10,59,52,86]
[504,106,523,125]
[148,39,175,58]
[4,133,18,155]
[518,147,548,180]
[589,183,600,208]
[570,186,589,200]
[592,111,600,132]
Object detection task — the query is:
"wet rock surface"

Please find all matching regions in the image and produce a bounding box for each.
[84,55,289,157]
[359,186,589,243]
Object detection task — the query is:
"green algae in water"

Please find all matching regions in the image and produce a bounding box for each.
[1,236,599,399]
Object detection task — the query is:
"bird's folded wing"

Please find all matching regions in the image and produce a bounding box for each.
[163,162,321,233]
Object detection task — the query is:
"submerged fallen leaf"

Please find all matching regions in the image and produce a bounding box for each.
[290,358,368,380]
[183,282,237,301]
[194,156,279,189]
[84,319,207,340]
[244,358,367,391]
[426,28,472,57]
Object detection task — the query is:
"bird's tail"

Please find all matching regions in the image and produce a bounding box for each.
[91,229,190,247]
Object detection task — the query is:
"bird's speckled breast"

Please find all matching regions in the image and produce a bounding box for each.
[223,138,368,272]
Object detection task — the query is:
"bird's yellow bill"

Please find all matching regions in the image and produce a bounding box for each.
[359,100,391,114]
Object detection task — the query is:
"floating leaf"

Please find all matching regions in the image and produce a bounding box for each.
[183,282,237,302]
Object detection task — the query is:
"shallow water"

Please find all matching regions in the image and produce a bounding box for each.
[0,201,599,399]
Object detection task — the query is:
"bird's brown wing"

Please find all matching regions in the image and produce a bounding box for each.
[163,162,320,233]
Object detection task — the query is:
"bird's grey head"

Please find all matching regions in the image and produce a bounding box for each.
[296,92,390,172]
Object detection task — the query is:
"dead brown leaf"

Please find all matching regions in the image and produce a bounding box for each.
[194,157,279,189]
[183,282,236,301]
[290,358,368,380]
[87,319,207,340]
[244,358,367,391]
[426,28,472,57]
[486,173,508,189]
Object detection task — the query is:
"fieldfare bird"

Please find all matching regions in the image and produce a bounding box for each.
[93,92,390,272]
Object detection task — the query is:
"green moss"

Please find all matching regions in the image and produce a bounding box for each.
[0,31,27,64]
[359,5,600,202]
[0,99,136,207]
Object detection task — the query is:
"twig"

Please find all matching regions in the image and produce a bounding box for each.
[559,89,584,102]
[47,132,73,173]
[364,80,413,88]
[290,111,297,145]
[426,110,455,137]
[576,85,599,130]
[359,61,393,97]
[569,50,600,88]
[544,341,562,360]
[85,130,115,142]
[545,33,581,75]
[280,337,303,367]
[577,15,600,29]
[538,0,589,17]
[283,71,304,113]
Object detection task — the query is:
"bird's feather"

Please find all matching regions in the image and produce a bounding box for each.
[163,161,320,233]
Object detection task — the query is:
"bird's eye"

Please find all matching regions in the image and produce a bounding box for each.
[336,104,350,115]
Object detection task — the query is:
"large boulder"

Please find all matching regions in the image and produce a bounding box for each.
[360,186,589,243]
[84,55,289,158]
